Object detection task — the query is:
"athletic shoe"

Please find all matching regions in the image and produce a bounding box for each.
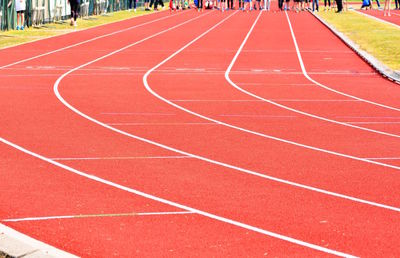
[16,26,20,30]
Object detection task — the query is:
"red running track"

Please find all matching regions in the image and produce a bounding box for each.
[358,8,400,26]
[1,7,400,258]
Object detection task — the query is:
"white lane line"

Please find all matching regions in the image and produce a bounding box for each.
[219,114,296,118]
[171,99,262,102]
[107,122,216,125]
[50,156,190,161]
[100,112,175,115]
[224,11,400,141]
[287,11,400,112]
[346,121,400,124]
[170,99,360,102]
[0,11,185,70]
[237,83,315,86]
[0,137,357,258]
[365,157,400,160]
[220,11,400,140]
[138,9,400,214]
[271,99,359,102]
[3,211,194,222]
[49,6,400,217]
[336,116,400,119]
[354,10,400,30]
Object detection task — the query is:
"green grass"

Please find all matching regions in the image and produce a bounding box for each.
[0,9,159,49]
[318,10,400,71]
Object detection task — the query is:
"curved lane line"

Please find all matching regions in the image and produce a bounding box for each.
[141,11,400,211]
[225,11,400,140]
[0,137,357,257]
[47,9,399,215]
[286,11,400,112]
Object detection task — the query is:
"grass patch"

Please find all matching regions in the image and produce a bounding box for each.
[318,10,400,71]
[0,9,160,49]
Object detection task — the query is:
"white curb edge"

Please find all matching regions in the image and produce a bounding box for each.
[0,223,79,258]
[309,10,400,84]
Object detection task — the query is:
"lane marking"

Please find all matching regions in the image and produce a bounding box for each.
[138,9,400,214]
[3,211,194,222]
[222,10,400,142]
[219,114,296,118]
[48,7,400,223]
[271,99,359,102]
[0,137,357,258]
[346,121,400,124]
[51,156,190,161]
[107,122,216,125]
[336,116,400,119]
[236,83,315,86]
[365,157,400,160]
[287,11,400,113]
[100,112,175,116]
[171,99,262,102]
[171,99,359,102]
[0,11,185,70]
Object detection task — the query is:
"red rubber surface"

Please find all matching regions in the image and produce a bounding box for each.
[358,9,400,26]
[1,7,400,258]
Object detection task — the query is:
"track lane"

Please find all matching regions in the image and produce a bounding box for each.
[284,11,400,131]
[3,8,344,258]
[2,7,400,257]
[224,11,400,158]
[51,10,400,257]
[2,142,327,257]
[357,9,400,27]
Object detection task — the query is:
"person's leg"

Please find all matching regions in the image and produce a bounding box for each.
[336,0,342,11]
[384,0,387,14]
[16,12,20,30]
[21,12,24,29]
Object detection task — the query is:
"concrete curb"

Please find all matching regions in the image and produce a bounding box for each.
[0,224,79,258]
[309,10,400,84]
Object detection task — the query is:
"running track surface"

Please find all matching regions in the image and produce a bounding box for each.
[358,8,400,26]
[1,7,400,258]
